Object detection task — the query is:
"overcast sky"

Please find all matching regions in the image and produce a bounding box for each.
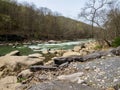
[17,0,88,20]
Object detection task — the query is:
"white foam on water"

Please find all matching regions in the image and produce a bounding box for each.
[28,39,92,51]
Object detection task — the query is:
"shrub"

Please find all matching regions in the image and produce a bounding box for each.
[112,37,120,47]
[94,45,102,50]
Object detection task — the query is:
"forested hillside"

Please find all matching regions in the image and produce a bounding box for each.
[0,0,92,41]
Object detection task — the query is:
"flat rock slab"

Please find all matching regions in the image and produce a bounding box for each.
[28,81,101,90]
[75,56,120,88]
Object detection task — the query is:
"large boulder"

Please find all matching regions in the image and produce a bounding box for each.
[28,81,101,90]
[63,51,81,57]
[0,76,21,90]
[0,55,44,72]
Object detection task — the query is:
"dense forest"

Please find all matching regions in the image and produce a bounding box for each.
[0,0,92,41]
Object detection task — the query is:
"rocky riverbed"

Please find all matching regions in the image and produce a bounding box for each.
[0,41,120,90]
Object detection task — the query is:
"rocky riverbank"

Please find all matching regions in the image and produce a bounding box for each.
[0,41,119,90]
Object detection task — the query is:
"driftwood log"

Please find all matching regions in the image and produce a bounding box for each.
[30,65,57,72]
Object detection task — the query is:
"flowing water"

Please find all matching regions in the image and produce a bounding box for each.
[0,39,93,56]
[28,39,93,52]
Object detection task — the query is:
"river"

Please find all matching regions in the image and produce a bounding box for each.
[28,39,93,52]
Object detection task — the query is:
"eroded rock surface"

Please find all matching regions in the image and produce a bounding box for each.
[28,81,101,90]
[73,56,120,88]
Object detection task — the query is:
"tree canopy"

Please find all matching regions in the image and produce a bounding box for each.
[0,0,92,41]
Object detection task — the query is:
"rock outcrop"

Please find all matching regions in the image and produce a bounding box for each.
[0,76,21,90]
[0,51,45,76]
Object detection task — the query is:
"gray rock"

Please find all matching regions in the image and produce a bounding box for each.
[83,52,101,61]
[30,65,57,72]
[114,46,120,55]
[54,55,83,65]
[28,81,101,90]
[102,47,120,56]
[76,56,120,88]
[59,62,69,68]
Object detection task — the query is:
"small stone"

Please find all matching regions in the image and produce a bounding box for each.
[101,56,105,59]
[107,54,112,57]
[42,50,49,54]
[85,66,90,70]
[99,71,105,75]
[17,69,33,79]
[94,68,101,72]
[39,75,48,80]
[63,51,81,57]
[77,78,85,84]
[28,53,42,58]
[57,72,84,83]
[73,46,81,52]
[44,60,54,65]
[113,78,118,82]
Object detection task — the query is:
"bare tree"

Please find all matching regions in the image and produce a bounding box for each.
[78,0,114,37]
[79,0,118,46]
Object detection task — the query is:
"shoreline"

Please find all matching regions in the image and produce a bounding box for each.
[0,40,119,90]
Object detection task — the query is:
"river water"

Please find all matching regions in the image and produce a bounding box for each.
[28,39,92,52]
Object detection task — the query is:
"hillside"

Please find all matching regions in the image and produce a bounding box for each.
[0,0,92,42]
